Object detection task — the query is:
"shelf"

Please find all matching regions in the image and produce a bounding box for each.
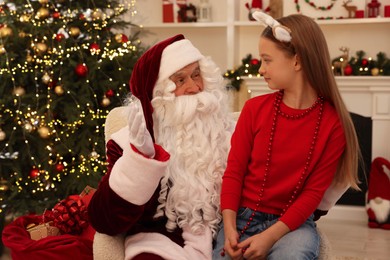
[234,17,390,27]
[141,22,228,28]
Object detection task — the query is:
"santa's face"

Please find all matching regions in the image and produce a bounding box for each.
[169,62,204,96]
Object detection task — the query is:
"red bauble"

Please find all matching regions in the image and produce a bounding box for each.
[52,12,60,19]
[55,163,64,172]
[121,34,128,43]
[90,43,100,51]
[361,58,369,67]
[75,64,88,77]
[30,168,40,179]
[105,89,114,98]
[56,33,65,42]
[250,58,260,65]
[344,64,353,76]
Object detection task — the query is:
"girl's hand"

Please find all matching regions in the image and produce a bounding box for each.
[238,232,274,260]
[224,228,243,260]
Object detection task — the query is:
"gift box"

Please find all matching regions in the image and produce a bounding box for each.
[2,186,96,260]
[162,0,187,23]
[27,221,60,240]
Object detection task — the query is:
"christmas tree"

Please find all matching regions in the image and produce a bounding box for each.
[0,0,144,219]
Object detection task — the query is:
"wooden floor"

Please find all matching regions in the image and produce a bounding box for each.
[1,206,389,260]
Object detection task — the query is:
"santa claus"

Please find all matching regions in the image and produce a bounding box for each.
[88,34,235,259]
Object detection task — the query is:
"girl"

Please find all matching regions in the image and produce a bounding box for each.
[213,11,360,260]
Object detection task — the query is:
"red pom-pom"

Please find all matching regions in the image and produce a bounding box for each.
[52,12,60,19]
[55,163,64,172]
[361,58,369,67]
[75,64,88,77]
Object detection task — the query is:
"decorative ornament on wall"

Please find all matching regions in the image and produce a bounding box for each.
[295,0,337,13]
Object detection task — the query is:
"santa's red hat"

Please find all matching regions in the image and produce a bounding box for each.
[129,34,203,141]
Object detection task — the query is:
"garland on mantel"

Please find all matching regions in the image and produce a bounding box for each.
[295,0,337,12]
[225,52,390,91]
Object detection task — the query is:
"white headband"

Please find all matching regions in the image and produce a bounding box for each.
[252,11,292,42]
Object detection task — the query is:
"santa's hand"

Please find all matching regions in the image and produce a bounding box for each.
[127,100,155,158]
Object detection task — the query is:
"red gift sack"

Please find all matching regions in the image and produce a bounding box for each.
[2,214,93,260]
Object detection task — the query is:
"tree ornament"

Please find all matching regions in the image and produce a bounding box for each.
[92,9,103,20]
[115,33,128,43]
[55,33,65,42]
[52,12,61,19]
[344,64,353,76]
[105,89,114,98]
[75,64,88,77]
[0,25,12,37]
[19,31,27,38]
[39,0,49,4]
[55,163,64,172]
[30,168,40,179]
[54,85,64,95]
[13,86,26,96]
[250,58,260,65]
[20,14,31,22]
[296,0,337,12]
[69,27,81,37]
[89,43,100,54]
[26,53,33,62]
[0,179,9,193]
[38,126,50,138]
[42,73,51,84]
[35,42,48,54]
[101,96,111,107]
[90,150,99,159]
[24,122,33,132]
[0,129,6,141]
[36,7,50,19]
[0,44,5,55]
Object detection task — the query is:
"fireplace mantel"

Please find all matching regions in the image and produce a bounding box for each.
[243,76,390,160]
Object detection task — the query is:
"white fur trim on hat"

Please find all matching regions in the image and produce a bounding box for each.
[157,39,204,83]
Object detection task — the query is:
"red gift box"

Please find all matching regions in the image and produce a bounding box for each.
[162,0,187,23]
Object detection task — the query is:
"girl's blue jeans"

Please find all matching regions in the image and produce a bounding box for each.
[212,208,320,260]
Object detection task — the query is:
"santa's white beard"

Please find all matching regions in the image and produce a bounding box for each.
[151,89,233,237]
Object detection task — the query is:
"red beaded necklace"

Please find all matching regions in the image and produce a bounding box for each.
[221,90,324,256]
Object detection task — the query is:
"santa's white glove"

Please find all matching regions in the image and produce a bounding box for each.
[127,99,155,158]
[182,225,212,260]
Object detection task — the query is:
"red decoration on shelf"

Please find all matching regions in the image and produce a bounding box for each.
[344,64,353,76]
[74,64,88,77]
[367,0,381,18]
[361,58,369,67]
[250,58,260,65]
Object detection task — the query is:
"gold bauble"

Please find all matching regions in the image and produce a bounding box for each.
[0,26,13,38]
[20,14,31,22]
[13,86,26,96]
[92,10,103,20]
[35,42,48,54]
[36,7,50,19]
[24,122,33,132]
[39,0,49,4]
[69,27,81,37]
[0,179,9,193]
[54,85,64,95]
[0,129,6,141]
[101,96,111,107]
[19,31,27,38]
[42,73,51,84]
[38,126,50,138]
[26,54,33,62]
[0,45,5,55]
[371,68,379,76]
[115,34,123,43]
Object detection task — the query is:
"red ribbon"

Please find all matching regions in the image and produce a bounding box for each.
[48,195,89,235]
